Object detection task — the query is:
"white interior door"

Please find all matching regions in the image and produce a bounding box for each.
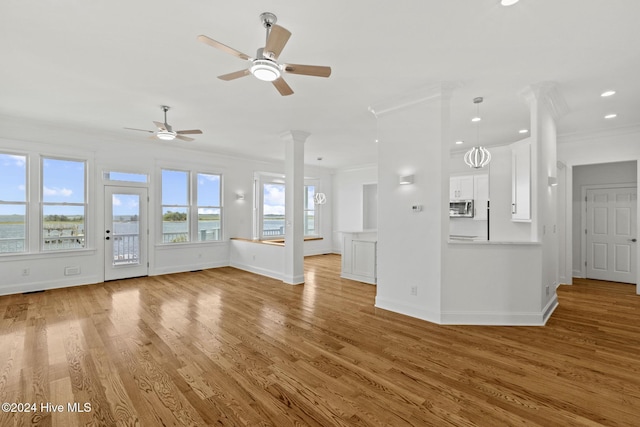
[105,186,148,281]
[586,187,637,284]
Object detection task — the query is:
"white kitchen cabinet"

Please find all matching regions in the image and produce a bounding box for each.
[341,232,377,284]
[473,174,489,221]
[450,175,474,200]
[511,140,531,221]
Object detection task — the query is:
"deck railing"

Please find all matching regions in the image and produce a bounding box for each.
[0,238,25,253]
[263,227,284,237]
[112,233,139,265]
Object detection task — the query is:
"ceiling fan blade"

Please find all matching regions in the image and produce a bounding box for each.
[265,25,291,59]
[153,121,167,131]
[176,129,203,135]
[283,63,332,78]
[218,69,251,81]
[124,127,154,133]
[197,35,251,61]
[272,77,293,96]
[176,135,195,142]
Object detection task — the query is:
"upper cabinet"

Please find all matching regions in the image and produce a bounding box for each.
[511,140,531,222]
[450,175,474,200]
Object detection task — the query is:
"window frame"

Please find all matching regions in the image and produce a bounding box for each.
[0,152,29,254]
[253,173,321,240]
[160,168,223,245]
[40,156,88,252]
[196,172,223,242]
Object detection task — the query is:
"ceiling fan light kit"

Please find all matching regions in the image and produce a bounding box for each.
[124,105,203,142]
[250,58,282,82]
[157,130,177,141]
[197,12,332,96]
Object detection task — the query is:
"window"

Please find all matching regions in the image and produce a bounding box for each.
[304,185,318,236]
[0,153,27,253]
[262,182,285,238]
[197,173,222,241]
[161,169,222,243]
[255,174,320,240]
[161,169,189,243]
[104,171,148,183]
[42,158,86,251]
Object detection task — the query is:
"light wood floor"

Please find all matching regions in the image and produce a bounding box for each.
[1,255,640,426]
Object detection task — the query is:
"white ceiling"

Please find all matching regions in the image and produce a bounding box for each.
[1,1,639,169]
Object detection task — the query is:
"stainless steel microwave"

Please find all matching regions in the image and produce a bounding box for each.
[450,200,474,218]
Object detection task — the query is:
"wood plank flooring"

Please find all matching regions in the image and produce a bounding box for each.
[1,255,640,426]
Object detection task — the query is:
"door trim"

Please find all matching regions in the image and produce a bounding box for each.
[104,185,149,281]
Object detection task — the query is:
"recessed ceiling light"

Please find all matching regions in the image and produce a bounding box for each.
[471,117,481,122]
[519,129,528,134]
[604,113,617,119]
[455,140,464,145]
[601,90,616,97]
[501,0,520,6]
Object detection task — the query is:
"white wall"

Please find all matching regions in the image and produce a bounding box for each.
[332,165,377,253]
[374,93,448,323]
[0,133,334,295]
[443,242,553,325]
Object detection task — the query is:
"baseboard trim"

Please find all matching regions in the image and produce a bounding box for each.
[374,296,442,324]
[376,295,560,326]
[0,275,101,297]
[151,260,229,276]
[228,261,283,281]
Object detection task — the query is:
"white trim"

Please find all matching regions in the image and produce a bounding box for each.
[441,295,558,326]
[0,275,101,297]
[228,261,283,281]
[151,260,228,276]
[341,272,376,285]
[376,294,558,326]
[374,296,442,324]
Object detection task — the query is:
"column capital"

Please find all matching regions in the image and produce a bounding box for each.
[280,130,311,144]
[519,81,570,119]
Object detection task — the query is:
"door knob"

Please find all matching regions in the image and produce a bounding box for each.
[105,236,110,240]
[630,238,637,243]
[106,230,110,233]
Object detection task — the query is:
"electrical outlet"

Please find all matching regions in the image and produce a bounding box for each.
[22,268,30,276]
[545,285,550,296]
[410,286,418,296]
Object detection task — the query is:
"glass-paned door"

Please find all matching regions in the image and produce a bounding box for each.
[105,186,148,281]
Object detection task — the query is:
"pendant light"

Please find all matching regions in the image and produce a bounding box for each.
[464,97,491,169]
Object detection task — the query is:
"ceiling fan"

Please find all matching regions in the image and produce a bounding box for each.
[197,12,331,96]
[124,106,203,141]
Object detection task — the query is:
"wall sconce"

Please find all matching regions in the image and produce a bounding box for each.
[236,192,245,200]
[399,174,414,185]
[548,176,558,187]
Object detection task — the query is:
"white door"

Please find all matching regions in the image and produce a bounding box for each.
[586,187,637,284]
[105,186,148,281]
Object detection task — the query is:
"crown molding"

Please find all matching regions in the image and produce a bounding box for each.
[558,123,640,144]
[368,81,462,118]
